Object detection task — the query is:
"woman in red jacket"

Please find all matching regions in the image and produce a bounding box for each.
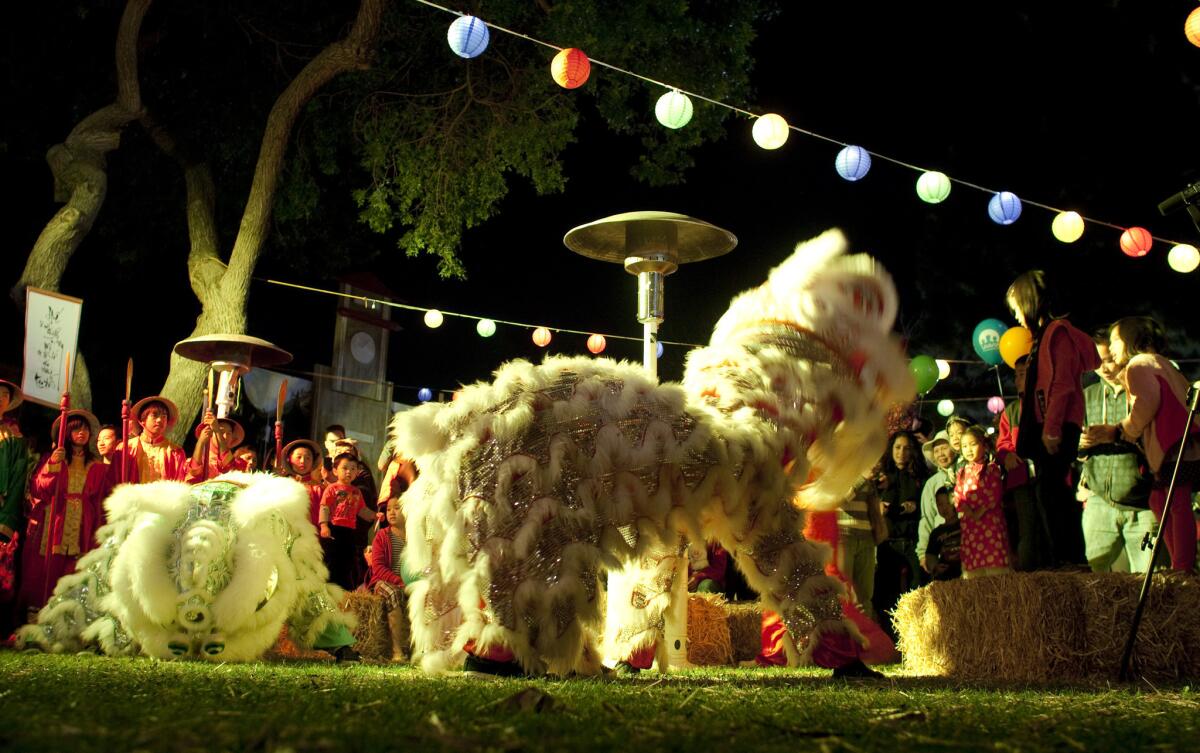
[1006,270,1100,566]
[18,410,112,620]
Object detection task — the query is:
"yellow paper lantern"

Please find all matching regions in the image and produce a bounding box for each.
[532,327,552,347]
[476,318,496,337]
[1168,243,1200,273]
[551,48,590,89]
[1051,211,1084,243]
[1187,7,1200,47]
[752,113,789,150]
[935,359,951,380]
[423,309,443,328]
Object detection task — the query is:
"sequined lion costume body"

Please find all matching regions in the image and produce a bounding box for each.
[18,472,354,661]
[394,229,914,674]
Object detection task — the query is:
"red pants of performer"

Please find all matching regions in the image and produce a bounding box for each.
[464,640,515,663]
[1150,481,1196,572]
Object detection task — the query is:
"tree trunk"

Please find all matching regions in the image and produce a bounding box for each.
[157,0,386,444]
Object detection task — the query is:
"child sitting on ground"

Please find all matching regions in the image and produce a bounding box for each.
[367,499,417,662]
[319,453,375,590]
[954,426,1011,578]
[923,486,962,581]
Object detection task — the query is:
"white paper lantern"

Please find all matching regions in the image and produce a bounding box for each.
[752,113,789,150]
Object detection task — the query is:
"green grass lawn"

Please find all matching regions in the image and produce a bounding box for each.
[0,652,1196,753]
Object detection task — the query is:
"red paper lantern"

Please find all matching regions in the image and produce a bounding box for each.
[551,48,590,89]
[1119,227,1152,258]
[587,334,606,354]
[532,327,552,347]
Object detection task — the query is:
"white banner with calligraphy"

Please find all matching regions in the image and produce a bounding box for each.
[21,287,83,408]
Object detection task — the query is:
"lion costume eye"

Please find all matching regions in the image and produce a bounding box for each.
[167,641,188,657]
[203,642,225,656]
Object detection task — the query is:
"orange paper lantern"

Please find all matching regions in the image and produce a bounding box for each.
[1119,227,1152,258]
[532,327,552,347]
[1187,7,1200,47]
[587,334,606,354]
[551,48,590,89]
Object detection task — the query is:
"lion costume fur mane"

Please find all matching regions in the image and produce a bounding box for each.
[393,229,914,674]
[19,472,353,661]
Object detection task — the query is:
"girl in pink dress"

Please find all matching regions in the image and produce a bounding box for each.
[954,426,1011,578]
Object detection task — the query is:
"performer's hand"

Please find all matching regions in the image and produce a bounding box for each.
[1042,433,1062,456]
[50,447,66,464]
[199,426,213,443]
[319,523,333,539]
[203,411,216,427]
[901,500,916,515]
[1002,453,1021,472]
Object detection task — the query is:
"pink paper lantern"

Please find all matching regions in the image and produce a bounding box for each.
[987,396,1006,415]
[532,327,552,347]
[587,334,606,354]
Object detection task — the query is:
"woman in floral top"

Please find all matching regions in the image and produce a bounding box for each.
[954,426,1011,578]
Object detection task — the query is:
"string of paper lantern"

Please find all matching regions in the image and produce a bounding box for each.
[417,0,1200,272]
[261,277,1198,404]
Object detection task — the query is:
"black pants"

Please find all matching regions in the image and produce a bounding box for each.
[1033,423,1085,566]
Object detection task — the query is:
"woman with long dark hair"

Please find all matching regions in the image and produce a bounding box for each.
[17,410,112,620]
[1005,270,1099,566]
[873,430,928,633]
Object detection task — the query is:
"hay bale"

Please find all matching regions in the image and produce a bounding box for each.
[1076,571,1200,681]
[724,600,764,663]
[894,571,1200,682]
[686,593,733,665]
[341,591,392,661]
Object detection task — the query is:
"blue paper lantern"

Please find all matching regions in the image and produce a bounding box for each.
[656,341,664,359]
[988,191,1022,225]
[447,15,489,59]
[972,318,1009,366]
[835,145,871,181]
[417,388,433,402]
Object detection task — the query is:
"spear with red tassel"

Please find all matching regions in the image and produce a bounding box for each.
[120,358,132,484]
[274,379,287,475]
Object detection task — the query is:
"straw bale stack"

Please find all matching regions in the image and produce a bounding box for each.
[686,593,734,665]
[342,591,392,661]
[894,571,1200,682]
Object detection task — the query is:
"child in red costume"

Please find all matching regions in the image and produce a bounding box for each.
[109,397,188,484]
[367,499,415,661]
[954,426,1011,577]
[19,410,112,620]
[319,453,374,590]
[281,439,324,526]
[185,413,248,483]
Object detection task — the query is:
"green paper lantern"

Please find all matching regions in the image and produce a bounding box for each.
[655,90,693,129]
[916,171,951,204]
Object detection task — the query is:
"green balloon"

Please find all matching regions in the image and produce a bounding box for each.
[909,355,939,394]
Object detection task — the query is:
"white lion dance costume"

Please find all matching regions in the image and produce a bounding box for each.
[395,229,914,674]
[19,473,355,661]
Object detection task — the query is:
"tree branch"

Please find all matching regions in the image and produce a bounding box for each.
[10,0,153,307]
[223,0,387,303]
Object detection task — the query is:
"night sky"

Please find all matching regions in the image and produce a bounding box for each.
[4,1,1200,435]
